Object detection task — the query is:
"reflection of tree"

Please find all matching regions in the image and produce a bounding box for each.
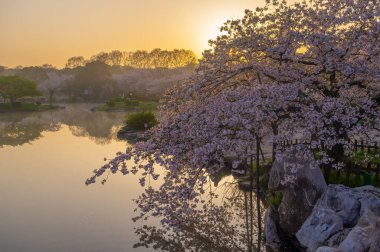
[133,181,264,252]
[0,105,126,147]
[0,113,61,147]
[68,125,119,145]
[63,109,124,145]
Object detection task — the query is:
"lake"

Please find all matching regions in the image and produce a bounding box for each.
[0,104,263,252]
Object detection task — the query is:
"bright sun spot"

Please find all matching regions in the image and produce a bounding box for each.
[199,15,232,52]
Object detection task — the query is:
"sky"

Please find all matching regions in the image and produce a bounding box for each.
[0,0,271,68]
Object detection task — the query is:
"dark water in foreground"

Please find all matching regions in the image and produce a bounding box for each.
[0,104,264,252]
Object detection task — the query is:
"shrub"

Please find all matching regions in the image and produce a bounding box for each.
[124,99,139,106]
[269,192,282,209]
[125,111,158,131]
[106,100,116,107]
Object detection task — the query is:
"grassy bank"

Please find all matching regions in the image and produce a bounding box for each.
[0,103,60,112]
[96,99,159,111]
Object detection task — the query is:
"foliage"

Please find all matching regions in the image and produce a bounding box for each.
[65,56,86,68]
[125,111,158,131]
[61,61,119,101]
[349,151,380,165]
[326,168,380,188]
[0,75,42,104]
[268,193,282,210]
[15,66,49,83]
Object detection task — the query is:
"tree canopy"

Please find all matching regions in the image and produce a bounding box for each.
[0,75,42,104]
[65,49,198,69]
[62,61,118,101]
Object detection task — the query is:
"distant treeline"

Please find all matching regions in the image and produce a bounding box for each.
[0,54,195,103]
[66,49,198,69]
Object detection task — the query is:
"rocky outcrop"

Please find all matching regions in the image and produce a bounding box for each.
[117,126,147,142]
[338,209,380,252]
[296,185,380,252]
[268,146,327,235]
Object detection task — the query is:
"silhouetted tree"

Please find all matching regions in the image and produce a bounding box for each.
[62,61,118,101]
[16,66,48,83]
[65,56,86,68]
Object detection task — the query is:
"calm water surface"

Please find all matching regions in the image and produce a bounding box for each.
[0,104,263,252]
[0,104,153,252]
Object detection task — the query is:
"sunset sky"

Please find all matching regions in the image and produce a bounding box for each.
[0,0,272,68]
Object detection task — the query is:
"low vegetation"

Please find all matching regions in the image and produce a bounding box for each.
[97,97,158,111]
[125,111,158,131]
[268,192,283,210]
[0,102,56,112]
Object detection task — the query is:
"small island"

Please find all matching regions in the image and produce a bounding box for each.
[0,75,63,112]
[117,110,158,142]
[93,97,158,112]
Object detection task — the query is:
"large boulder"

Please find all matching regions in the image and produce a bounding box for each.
[353,186,380,216]
[296,208,343,252]
[339,209,380,252]
[269,146,327,235]
[296,185,380,252]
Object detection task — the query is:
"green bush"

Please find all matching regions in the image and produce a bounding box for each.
[269,192,282,209]
[113,97,125,102]
[349,150,380,165]
[124,99,139,106]
[125,111,158,131]
[106,100,116,107]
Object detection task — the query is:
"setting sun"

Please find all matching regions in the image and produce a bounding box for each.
[0,0,266,67]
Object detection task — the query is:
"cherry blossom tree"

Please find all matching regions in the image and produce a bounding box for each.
[38,72,72,105]
[87,0,380,249]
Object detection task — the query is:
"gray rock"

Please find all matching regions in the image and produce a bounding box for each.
[317,185,360,227]
[264,209,281,251]
[339,209,380,252]
[296,185,380,252]
[296,208,343,252]
[353,185,380,217]
[369,232,380,252]
[315,247,342,252]
[269,146,327,235]
[326,228,351,247]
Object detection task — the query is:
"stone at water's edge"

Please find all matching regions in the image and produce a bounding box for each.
[296,185,380,252]
[268,146,327,235]
[264,209,281,251]
[117,126,146,142]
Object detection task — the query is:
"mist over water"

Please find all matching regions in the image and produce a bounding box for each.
[0,105,151,252]
[0,104,264,252]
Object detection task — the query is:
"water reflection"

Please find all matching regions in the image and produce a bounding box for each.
[133,179,265,252]
[0,104,126,147]
[0,105,267,252]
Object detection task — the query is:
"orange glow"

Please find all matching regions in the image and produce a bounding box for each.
[0,0,271,68]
